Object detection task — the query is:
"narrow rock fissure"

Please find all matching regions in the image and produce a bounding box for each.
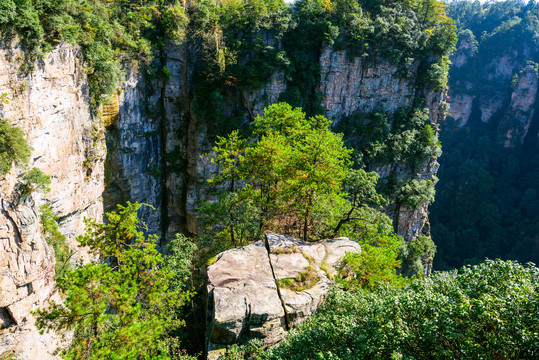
[263,234,290,331]
[0,307,16,329]
[56,201,95,223]
[1,200,22,246]
[158,52,170,244]
[239,298,252,342]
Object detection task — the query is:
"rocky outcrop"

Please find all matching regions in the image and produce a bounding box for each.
[452,32,475,69]
[0,42,104,359]
[205,233,360,359]
[500,65,538,147]
[448,93,474,127]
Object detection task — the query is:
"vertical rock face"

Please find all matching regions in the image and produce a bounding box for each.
[177,47,446,243]
[0,38,448,357]
[452,33,475,69]
[103,65,164,238]
[0,42,105,359]
[319,48,417,121]
[205,233,360,360]
[447,36,539,147]
[448,93,475,127]
[499,66,539,147]
[318,47,446,242]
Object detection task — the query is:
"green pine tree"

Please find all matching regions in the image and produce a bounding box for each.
[35,202,195,360]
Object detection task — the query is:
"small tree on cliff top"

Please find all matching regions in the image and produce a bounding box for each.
[205,102,353,242]
[35,202,195,360]
[200,103,412,286]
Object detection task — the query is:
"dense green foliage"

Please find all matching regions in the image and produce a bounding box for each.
[201,102,353,245]
[431,0,539,270]
[399,233,436,277]
[259,259,539,360]
[35,202,195,360]
[335,107,441,216]
[187,0,456,135]
[336,107,442,169]
[19,166,51,196]
[338,226,409,291]
[1,0,455,115]
[200,103,427,285]
[280,0,456,112]
[1,0,188,106]
[0,118,31,175]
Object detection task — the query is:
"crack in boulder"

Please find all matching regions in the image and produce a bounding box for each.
[264,234,290,331]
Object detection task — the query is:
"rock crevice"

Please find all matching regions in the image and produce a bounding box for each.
[263,235,291,332]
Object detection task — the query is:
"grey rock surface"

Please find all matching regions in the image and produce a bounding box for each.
[205,233,360,360]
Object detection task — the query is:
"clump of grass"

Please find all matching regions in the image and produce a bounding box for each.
[40,204,72,279]
[271,246,299,255]
[206,255,219,266]
[320,260,332,280]
[277,265,320,292]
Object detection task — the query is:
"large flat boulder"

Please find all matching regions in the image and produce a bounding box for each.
[205,233,360,359]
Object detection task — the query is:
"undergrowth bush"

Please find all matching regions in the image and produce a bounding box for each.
[263,259,539,360]
[0,118,31,175]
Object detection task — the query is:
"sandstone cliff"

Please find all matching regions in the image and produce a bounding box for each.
[176,47,446,245]
[447,33,539,147]
[0,42,104,359]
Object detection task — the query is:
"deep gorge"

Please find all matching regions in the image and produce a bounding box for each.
[1,0,537,359]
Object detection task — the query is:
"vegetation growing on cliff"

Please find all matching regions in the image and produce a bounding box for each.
[35,202,196,360]
[431,0,539,270]
[0,0,188,106]
[199,103,423,290]
[335,107,442,169]
[0,118,31,175]
[40,204,72,279]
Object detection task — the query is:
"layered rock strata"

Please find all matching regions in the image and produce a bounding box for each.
[205,233,360,360]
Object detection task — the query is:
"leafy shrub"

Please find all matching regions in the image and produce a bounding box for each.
[0,119,31,175]
[40,204,71,278]
[264,259,539,360]
[35,202,196,360]
[0,0,16,25]
[337,216,409,291]
[399,234,437,277]
[1,0,189,106]
[424,55,451,90]
[397,177,438,210]
[20,167,51,196]
[336,108,441,170]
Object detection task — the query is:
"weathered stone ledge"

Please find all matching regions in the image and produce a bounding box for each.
[205,233,360,360]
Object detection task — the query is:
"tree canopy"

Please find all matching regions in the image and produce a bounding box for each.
[0,118,31,175]
[198,103,431,282]
[204,102,353,243]
[35,202,196,360]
